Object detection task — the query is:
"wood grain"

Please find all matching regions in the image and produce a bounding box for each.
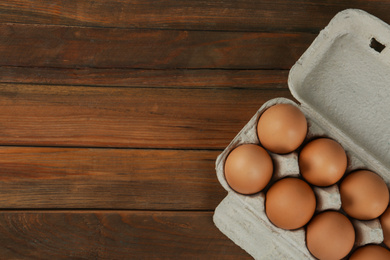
[0,211,251,259]
[0,1,330,258]
[0,83,292,148]
[0,66,289,89]
[0,0,390,33]
[0,23,314,69]
[0,147,224,210]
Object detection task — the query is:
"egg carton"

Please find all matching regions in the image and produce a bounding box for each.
[213,9,390,259]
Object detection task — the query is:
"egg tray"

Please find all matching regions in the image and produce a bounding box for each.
[213,9,390,260]
[214,98,383,259]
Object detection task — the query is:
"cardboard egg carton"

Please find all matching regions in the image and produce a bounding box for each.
[214,9,390,259]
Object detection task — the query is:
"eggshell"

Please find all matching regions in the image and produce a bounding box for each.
[306,211,355,260]
[265,177,316,230]
[380,207,390,248]
[340,170,389,220]
[257,104,307,154]
[299,138,347,187]
[350,245,390,260]
[224,144,273,195]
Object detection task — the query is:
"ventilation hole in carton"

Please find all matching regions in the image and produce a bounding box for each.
[370,38,386,53]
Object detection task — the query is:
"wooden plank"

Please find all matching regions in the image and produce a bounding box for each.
[0,147,225,210]
[0,23,314,69]
[0,0,390,33]
[0,83,292,148]
[0,66,289,89]
[0,211,251,259]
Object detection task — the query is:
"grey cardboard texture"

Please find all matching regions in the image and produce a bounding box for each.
[214,9,390,259]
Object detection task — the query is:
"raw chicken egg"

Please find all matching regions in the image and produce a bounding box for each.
[350,245,390,260]
[224,144,273,194]
[257,103,307,154]
[306,211,355,260]
[265,177,316,230]
[340,170,389,220]
[299,138,347,186]
[380,207,390,248]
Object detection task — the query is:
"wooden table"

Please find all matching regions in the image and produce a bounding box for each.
[0,1,389,259]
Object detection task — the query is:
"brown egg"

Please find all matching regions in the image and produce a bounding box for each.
[340,170,389,220]
[299,138,347,186]
[306,211,355,260]
[224,144,273,195]
[350,245,390,260]
[257,103,307,154]
[265,177,316,230]
[380,207,390,248]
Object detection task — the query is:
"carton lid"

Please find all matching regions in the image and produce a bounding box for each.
[289,9,390,177]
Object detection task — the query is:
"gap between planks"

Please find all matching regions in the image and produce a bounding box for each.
[0,209,216,213]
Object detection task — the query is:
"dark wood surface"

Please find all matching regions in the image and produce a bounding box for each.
[0,1,389,259]
[0,211,246,259]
